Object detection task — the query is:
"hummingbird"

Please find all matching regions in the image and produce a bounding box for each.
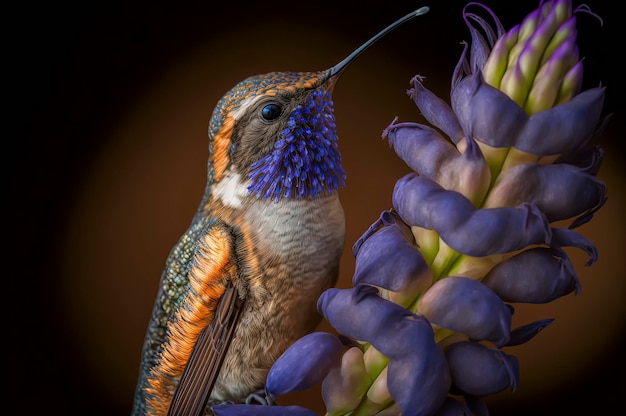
[132,7,428,416]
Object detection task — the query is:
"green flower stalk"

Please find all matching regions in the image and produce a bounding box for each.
[233,1,609,415]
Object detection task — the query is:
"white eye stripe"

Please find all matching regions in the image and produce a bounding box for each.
[230,95,267,120]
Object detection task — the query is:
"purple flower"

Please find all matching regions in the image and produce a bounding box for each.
[321,346,370,414]
[445,341,519,396]
[262,1,608,415]
[318,285,451,415]
[416,276,512,348]
[392,173,552,257]
[352,210,432,306]
[384,120,490,206]
[482,247,580,303]
[265,332,344,400]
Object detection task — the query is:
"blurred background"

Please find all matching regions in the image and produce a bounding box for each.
[11,0,624,414]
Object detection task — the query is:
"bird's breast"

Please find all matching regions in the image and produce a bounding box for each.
[212,168,346,283]
[210,187,346,402]
[245,194,345,270]
[239,192,346,320]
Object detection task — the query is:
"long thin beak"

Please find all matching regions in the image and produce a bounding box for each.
[323,6,430,90]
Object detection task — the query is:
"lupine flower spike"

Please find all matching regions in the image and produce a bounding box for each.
[254,1,608,415]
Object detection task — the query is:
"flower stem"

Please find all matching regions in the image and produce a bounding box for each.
[430,239,462,280]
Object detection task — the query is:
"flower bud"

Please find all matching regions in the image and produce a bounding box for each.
[393,173,551,257]
[555,59,583,105]
[451,73,604,156]
[500,61,529,107]
[384,119,491,205]
[322,347,370,415]
[445,341,519,396]
[484,161,606,224]
[367,366,392,406]
[482,25,519,88]
[266,332,343,400]
[524,37,579,113]
[408,75,465,145]
[318,286,451,415]
[482,247,579,303]
[353,210,432,300]
[417,276,512,347]
[516,6,561,87]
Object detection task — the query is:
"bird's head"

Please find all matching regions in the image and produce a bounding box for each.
[205,7,429,204]
[208,70,343,203]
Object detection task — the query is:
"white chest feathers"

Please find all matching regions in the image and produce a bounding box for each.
[211,167,345,263]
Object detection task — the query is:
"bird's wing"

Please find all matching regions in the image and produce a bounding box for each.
[168,280,245,416]
[145,221,243,416]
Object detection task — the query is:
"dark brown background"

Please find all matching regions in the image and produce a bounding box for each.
[10,0,624,414]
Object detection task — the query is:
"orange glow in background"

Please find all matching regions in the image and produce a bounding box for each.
[13,1,624,414]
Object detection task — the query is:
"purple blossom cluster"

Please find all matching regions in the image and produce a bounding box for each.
[213,0,609,415]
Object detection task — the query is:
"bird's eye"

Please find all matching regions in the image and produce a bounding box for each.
[260,103,282,121]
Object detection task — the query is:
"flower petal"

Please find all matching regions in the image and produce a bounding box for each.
[555,145,603,179]
[353,210,412,256]
[550,227,598,266]
[461,3,504,73]
[516,84,604,153]
[408,76,465,144]
[417,276,512,347]
[482,247,580,303]
[383,119,460,179]
[319,286,428,358]
[387,347,450,416]
[322,347,370,414]
[484,162,606,224]
[452,72,528,148]
[353,210,432,295]
[318,286,451,415]
[555,59,583,105]
[445,341,519,396]
[482,24,520,88]
[451,72,605,155]
[367,366,392,405]
[392,173,552,256]
[506,318,554,347]
[384,120,490,205]
[266,332,343,400]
